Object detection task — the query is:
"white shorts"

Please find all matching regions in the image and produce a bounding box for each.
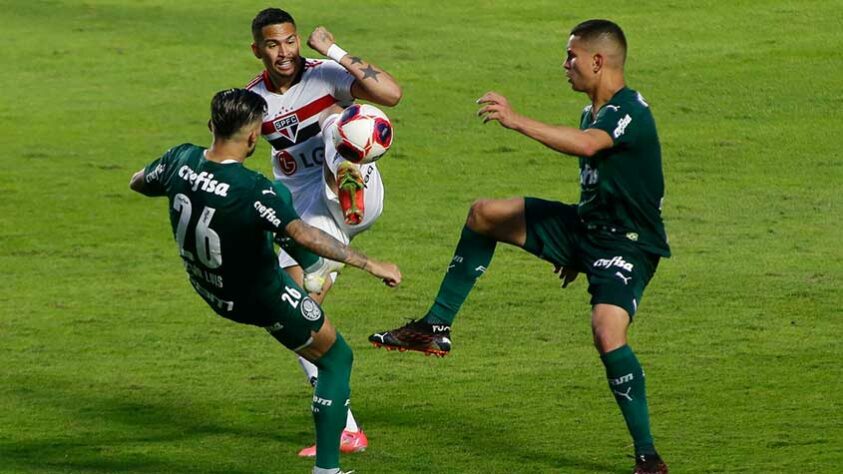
[278,162,384,269]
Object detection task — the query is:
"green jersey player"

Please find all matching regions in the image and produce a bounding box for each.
[130,88,400,474]
[369,20,669,474]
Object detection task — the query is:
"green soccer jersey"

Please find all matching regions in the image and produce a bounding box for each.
[578,87,671,257]
[142,143,301,317]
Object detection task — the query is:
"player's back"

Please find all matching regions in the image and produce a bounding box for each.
[146,143,298,323]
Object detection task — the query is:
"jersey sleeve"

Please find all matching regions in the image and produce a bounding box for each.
[589,104,636,147]
[320,61,355,104]
[252,178,302,233]
[322,113,344,177]
[141,145,181,196]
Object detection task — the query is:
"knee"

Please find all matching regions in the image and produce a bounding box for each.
[591,323,626,354]
[316,333,353,373]
[466,199,493,233]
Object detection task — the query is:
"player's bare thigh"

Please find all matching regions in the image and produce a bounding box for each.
[466,197,527,247]
[296,317,338,362]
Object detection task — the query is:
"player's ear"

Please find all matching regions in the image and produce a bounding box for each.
[592,53,603,73]
[251,42,261,59]
[248,128,260,148]
[207,119,214,134]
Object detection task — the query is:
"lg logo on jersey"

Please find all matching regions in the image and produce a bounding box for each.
[275,147,326,176]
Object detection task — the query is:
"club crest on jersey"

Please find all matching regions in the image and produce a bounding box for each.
[301,298,322,322]
[272,114,300,142]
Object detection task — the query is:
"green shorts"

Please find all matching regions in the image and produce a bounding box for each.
[192,271,325,351]
[522,197,660,317]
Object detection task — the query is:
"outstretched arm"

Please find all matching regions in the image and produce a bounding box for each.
[129,169,146,193]
[476,91,613,157]
[308,26,402,107]
[284,219,401,287]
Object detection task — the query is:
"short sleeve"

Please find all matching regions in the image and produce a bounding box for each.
[320,61,355,104]
[252,179,301,232]
[589,105,636,146]
[322,114,344,177]
[141,148,176,196]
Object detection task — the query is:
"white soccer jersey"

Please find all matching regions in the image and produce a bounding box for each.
[246,59,355,201]
[276,115,385,270]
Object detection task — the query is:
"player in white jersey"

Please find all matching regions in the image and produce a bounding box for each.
[247,8,402,463]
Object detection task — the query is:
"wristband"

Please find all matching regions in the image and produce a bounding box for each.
[326,43,348,62]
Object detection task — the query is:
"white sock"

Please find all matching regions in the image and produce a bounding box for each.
[345,407,359,433]
[298,356,360,433]
[312,467,341,474]
[298,356,319,387]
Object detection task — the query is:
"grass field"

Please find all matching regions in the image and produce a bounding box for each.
[1,0,842,472]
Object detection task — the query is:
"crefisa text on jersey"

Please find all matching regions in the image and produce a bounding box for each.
[178,165,230,197]
[253,200,282,227]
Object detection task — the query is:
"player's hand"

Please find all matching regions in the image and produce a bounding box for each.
[553,264,579,288]
[308,26,335,56]
[366,260,402,288]
[476,91,520,129]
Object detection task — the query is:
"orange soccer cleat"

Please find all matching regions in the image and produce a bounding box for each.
[337,162,365,225]
[298,429,369,458]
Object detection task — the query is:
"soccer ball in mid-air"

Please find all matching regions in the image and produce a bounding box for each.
[332,104,393,164]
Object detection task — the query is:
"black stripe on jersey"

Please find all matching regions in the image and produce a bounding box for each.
[268,121,321,150]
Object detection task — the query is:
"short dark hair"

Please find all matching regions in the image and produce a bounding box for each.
[252,8,296,39]
[210,89,267,139]
[570,19,627,62]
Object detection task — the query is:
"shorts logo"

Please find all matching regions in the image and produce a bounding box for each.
[265,322,284,333]
[593,256,634,272]
[615,272,632,285]
[301,298,322,321]
[273,114,300,142]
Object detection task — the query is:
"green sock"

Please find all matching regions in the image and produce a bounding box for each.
[600,345,656,456]
[424,226,496,325]
[275,235,321,270]
[312,334,353,469]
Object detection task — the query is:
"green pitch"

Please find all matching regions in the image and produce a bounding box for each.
[1,1,841,472]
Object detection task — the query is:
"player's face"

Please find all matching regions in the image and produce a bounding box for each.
[253,23,302,81]
[563,36,594,93]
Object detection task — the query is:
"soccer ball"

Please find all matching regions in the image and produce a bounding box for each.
[332,104,393,164]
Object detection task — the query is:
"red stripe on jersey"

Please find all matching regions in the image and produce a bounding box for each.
[245,72,264,90]
[261,94,337,135]
[261,70,272,90]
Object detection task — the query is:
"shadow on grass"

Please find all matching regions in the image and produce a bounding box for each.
[360,403,628,474]
[0,375,307,474]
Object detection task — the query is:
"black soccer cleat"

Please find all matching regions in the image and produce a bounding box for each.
[369,319,452,357]
[632,453,668,474]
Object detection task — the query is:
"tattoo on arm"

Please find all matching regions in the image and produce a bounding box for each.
[349,56,364,65]
[285,220,370,270]
[360,64,381,82]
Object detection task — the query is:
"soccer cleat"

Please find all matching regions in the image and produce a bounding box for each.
[337,162,365,225]
[632,453,668,474]
[303,258,345,294]
[369,319,452,357]
[298,429,369,458]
